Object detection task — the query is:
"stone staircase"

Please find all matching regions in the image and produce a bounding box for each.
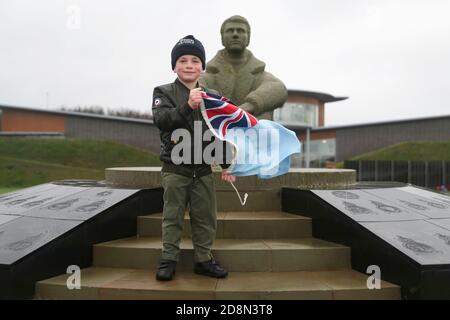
[35,189,401,300]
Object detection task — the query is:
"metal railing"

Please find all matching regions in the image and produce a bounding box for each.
[344,160,450,190]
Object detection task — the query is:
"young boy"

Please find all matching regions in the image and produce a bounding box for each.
[152,35,235,281]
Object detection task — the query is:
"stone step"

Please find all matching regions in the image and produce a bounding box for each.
[216,190,281,211]
[137,211,312,239]
[104,167,357,190]
[92,237,351,272]
[35,267,400,300]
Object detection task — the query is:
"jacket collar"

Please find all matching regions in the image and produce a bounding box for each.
[175,78,201,91]
[206,49,265,74]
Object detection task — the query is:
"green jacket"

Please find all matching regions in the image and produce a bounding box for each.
[152,78,228,178]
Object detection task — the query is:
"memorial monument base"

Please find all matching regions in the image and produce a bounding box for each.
[34,167,401,300]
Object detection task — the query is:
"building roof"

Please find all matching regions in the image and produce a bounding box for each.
[287,90,348,103]
[0,104,154,125]
[312,114,450,132]
[283,123,313,131]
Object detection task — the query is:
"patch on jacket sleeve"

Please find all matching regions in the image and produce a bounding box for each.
[153,98,162,107]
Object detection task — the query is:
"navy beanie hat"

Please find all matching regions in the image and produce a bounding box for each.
[171,35,206,70]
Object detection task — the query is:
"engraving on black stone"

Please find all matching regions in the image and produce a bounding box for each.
[398,200,428,211]
[21,197,54,208]
[417,199,448,209]
[371,201,402,213]
[435,233,450,246]
[3,230,49,251]
[0,193,17,200]
[343,201,376,214]
[5,196,39,206]
[47,199,79,210]
[432,197,450,205]
[75,200,106,213]
[0,196,17,203]
[332,191,360,199]
[397,236,441,254]
[54,180,107,187]
[96,190,113,197]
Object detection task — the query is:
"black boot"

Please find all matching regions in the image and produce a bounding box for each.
[194,258,228,278]
[156,260,177,281]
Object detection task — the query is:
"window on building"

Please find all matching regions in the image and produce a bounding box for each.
[273,102,319,127]
[291,138,336,168]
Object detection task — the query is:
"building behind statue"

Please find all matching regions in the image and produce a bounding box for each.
[2,92,450,169]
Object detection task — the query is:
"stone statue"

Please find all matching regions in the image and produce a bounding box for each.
[200,15,288,118]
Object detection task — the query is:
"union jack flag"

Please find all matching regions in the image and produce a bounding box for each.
[201,92,258,139]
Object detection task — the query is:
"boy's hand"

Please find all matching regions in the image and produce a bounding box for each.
[221,169,236,183]
[188,88,203,109]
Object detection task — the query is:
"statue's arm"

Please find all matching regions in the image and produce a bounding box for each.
[243,72,288,116]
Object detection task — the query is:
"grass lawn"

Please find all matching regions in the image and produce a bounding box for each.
[351,141,450,161]
[0,187,20,195]
[335,140,450,168]
[0,137,161,190]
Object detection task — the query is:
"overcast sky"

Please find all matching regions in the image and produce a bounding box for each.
[1,0,449,126]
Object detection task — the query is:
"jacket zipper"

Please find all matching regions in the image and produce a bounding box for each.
[193,97,201,179]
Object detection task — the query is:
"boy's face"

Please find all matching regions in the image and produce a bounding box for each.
[174,54,203,83]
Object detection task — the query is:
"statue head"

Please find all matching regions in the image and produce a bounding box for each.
[220,15,251,54]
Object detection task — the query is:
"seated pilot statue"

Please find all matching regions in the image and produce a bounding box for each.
[200,15,288,119]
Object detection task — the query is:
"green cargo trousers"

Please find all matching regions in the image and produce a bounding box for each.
[161,171,217,263]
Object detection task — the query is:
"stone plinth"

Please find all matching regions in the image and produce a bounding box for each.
[105,167,356,190]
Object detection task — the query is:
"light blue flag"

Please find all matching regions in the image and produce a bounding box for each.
[201,92,301,179]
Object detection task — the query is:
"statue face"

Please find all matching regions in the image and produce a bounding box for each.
[222,21,249,53]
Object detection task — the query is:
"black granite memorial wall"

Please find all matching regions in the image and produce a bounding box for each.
[0,181,163,299]
[282,183,450,299]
